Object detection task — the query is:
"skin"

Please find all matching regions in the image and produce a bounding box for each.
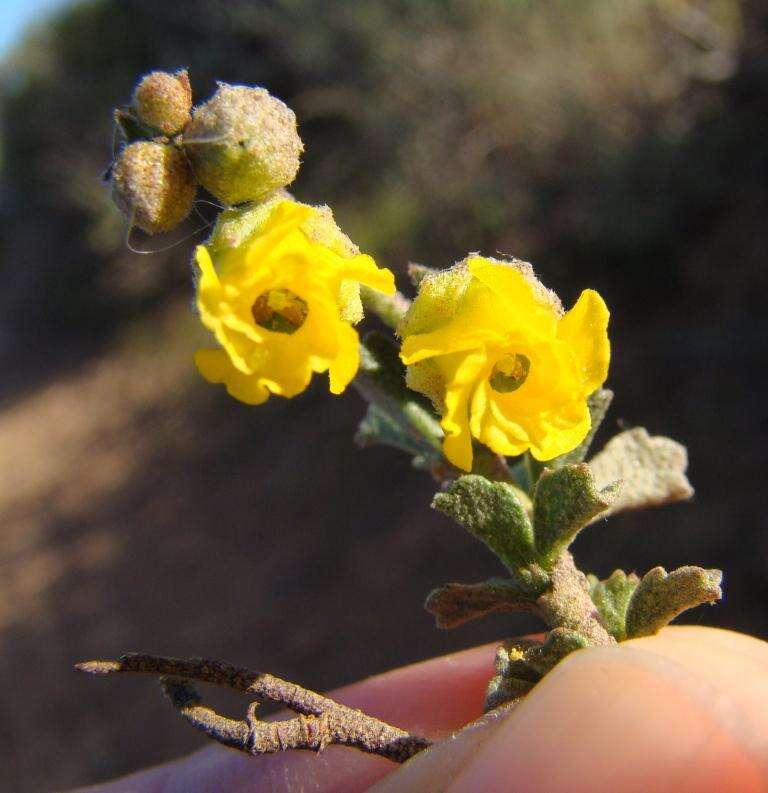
[76,626,768,793]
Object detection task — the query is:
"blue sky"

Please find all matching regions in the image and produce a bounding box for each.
[1,0,72,57]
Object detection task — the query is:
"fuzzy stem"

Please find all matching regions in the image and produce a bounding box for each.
[361,286,411,330]
[77,654,431,763]
[400,402,444,449]
[536,552,614,646]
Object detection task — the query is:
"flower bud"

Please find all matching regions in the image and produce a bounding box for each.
[131,70,192,136]
[111,141,197,234]
[183,84,303,206]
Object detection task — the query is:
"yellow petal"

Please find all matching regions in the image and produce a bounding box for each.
[473,389,530,457]
[195,196,418,407]
[194,349,270,405]
[401,254,611,466]
[203,314,261,375]
[328,322,360,394]
[527,402,591,461]
[557,289,611,394]
[484,424,529,458]
[260,200,315,239]
[300,289,345,361]
[194,348,230,382]
[255,336,315,398]
[339,254,396,295]
[400,323,500,365]
[242,226,306,280]
[440,350,488,471]
[467,256,559,336]
[194,245,220,289]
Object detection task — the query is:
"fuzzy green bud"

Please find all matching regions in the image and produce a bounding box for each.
[183,84,303,206]
[131,70,193,136]
[111,141,196,234]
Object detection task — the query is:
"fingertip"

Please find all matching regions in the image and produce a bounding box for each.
[331,642,498,737]
[379,631,768,793]
[626,625,768,668]
[370,705,516,793]
[450,639,767,793]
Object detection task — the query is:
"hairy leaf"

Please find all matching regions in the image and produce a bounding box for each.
[533,463,619,565]
[484,630,590,710]
[433,475,537,572]
[625,566,723,639]
[587,428,693,521]
[425,578,545,628]
[484,638,542,711]
[588,569,640,641]
[484,674,536,712]
[524,627,591,676]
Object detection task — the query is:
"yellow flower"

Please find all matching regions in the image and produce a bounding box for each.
[195,198,395,404]
[399,256,610,471]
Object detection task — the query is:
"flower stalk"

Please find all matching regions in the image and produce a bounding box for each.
[360,284,411,330]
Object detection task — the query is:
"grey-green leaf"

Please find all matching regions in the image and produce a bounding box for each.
[432,475,536,572]
[524,627,591,676]
[425,578,544,629]
[493,637,542,678]
[533,463,619,565]
[625,566,723,639]
[587,428,694,522]
[484,674,535,712]
[484,638,542,711]
[588,569,640,641]
[355,403,437,465]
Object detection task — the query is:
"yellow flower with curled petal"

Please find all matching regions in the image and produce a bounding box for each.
[194,198,395,404]
[399,255,610,472]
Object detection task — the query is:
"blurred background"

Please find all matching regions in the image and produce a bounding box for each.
[0,0,766,789]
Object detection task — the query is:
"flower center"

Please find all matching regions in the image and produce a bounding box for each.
[252,289,308,334]
[489,353,531,393]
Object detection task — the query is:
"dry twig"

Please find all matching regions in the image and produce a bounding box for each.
[76,653,431,762]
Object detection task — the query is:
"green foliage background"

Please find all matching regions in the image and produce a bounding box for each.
[0,1,766,788]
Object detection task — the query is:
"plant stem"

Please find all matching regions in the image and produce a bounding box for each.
[536,552,614,646]
[361,285,411,330]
